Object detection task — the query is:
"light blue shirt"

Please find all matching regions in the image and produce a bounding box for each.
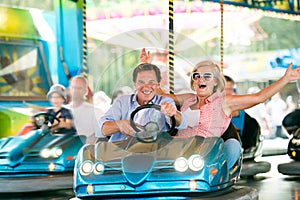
[97,94,187,142]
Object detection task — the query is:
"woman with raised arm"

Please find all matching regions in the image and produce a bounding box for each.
[139,48,300,169]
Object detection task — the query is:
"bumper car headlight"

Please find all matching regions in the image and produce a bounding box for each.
[41,149,51,158]
[52,148,63,158]
[174,157,188,172]
[40,148,63,158]
[188,154,204,171]
[94,162,105,175]
[80,160,94,176]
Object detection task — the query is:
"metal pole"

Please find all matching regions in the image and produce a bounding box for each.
[168,0,174,94]
[82,0,88,80]
[220,0,224,71]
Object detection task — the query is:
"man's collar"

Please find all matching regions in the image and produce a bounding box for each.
[132,94,158,105]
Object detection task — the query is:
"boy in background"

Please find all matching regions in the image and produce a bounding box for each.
[46,84,76,134]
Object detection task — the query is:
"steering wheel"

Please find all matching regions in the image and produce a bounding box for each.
[33,112,60,129]
[130,104,176,143]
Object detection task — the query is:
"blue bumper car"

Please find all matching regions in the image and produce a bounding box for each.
[74,104,242,199]
[237,112,271,177]
[0,112,86,192]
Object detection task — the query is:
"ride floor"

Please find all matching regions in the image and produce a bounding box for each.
[1,139,298,200]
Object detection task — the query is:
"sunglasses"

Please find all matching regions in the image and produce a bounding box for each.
[192,72,214,81]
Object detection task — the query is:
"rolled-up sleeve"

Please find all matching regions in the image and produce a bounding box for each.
[96,98,124,138]
[96,94,187,138]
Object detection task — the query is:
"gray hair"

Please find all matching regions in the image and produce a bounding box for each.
[190,61,225,93]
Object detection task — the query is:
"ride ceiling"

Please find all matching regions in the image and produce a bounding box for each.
[1,0,295,15]
[84,1,300,81]
[0,0,299,81]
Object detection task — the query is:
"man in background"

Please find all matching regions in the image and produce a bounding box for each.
[66,75,107,144]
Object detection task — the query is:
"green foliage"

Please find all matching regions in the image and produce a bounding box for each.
[258,17,300,51]
[89,47,139,97]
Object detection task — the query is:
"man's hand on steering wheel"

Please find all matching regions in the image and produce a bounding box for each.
[116,120,136,136]
[160,102,177,118]
[130,104,177,143]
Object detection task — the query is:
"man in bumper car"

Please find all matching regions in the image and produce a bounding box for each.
[97,63,187,142]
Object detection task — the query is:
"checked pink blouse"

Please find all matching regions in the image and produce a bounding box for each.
[179,92,231,138]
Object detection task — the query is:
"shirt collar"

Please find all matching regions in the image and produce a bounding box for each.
[205,92,223,104]
[132,94,158,105]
